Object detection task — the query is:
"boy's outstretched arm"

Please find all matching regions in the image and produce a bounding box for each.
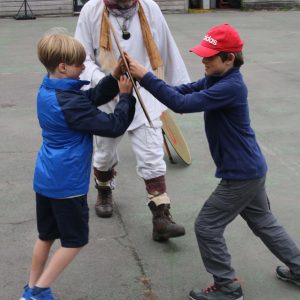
[127,56,201,113]
[128,56,202,96]
[128,56,233,114]
[59,91,136,138]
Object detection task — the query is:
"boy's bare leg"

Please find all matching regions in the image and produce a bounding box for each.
[34,246,82,288]
[29,239,54,288]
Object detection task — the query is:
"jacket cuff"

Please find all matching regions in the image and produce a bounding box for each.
[139,72,154,87]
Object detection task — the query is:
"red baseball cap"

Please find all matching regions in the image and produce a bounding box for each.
[190,23,244,57]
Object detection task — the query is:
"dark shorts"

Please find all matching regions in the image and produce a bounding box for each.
[36,193,89,248]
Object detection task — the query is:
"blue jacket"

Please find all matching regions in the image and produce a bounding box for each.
[34,75,136,198]
[140,68,267,180]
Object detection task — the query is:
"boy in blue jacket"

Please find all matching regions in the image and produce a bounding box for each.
[20,32,136,300]
[128,23,300,300]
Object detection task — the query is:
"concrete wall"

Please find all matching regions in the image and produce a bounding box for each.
[1,0,299,18]
[242,0,300,9]
[0,0,73,18]
[0,0,188,18]
[155,0,187,13]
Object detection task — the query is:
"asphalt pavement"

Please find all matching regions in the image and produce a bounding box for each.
[0,9,300,300]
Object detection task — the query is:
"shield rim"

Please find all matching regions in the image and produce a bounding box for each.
[160,110,192,165]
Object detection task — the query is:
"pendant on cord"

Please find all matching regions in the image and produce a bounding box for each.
[121,25,131,40]
[122,30,131,40]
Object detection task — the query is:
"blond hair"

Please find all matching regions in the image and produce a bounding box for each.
[37,31,86,73]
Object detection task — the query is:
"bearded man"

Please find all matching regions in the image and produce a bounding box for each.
[75,0,190,242]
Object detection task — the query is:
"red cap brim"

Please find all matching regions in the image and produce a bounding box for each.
[189,44,220,58]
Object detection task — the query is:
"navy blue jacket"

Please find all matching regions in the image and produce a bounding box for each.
[34,74,136,198]
[140,68,267,180]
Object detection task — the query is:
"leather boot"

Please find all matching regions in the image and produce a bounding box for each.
[95,185,113,218]
[149,201,185,242]
[94,168,115,218]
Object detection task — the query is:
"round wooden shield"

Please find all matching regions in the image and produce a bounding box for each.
[160,110,192,165]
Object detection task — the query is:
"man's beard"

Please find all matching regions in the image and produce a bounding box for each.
[117,0,134,9]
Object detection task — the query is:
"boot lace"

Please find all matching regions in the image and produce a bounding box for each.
[203,284,219,294]
[99,188,112,205]
[164,208,176,224]
[203,278,243,294]
[95,181,112,205]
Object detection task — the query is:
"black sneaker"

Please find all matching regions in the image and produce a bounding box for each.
[189,281,243,300]
[276,266,300,286]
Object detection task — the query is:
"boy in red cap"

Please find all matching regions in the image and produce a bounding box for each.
[127,23,300,300]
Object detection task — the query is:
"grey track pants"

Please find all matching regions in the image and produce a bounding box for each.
[195,176,300,285]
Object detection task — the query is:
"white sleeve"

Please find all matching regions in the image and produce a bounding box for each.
[150,4,190,85]
[75,5,105,89]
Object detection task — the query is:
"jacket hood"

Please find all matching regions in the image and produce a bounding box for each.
[42,75,90,91]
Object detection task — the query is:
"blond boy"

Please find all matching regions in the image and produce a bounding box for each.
[20,32,135,300]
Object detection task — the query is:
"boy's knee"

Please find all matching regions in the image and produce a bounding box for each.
[194,216,208,239]
[194,215,224,240]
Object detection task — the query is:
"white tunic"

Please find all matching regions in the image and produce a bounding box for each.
[75,0,190,131]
